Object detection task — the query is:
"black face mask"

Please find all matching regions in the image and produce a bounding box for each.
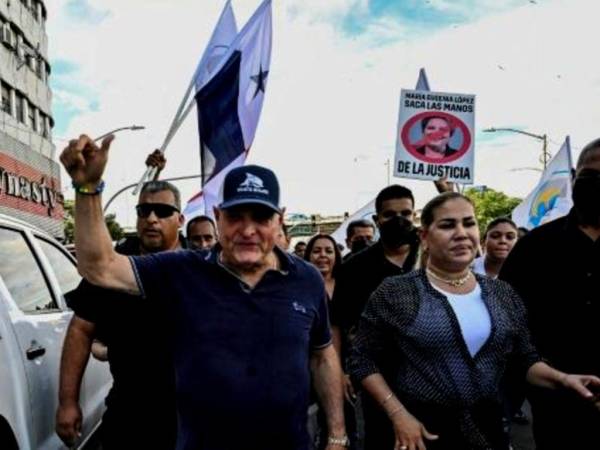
[378,215,416,249]
[572,170,600,226]
[351,237,371,254]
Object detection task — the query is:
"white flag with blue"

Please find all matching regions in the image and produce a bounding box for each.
[512,136,574,229]
[185,0,272,220]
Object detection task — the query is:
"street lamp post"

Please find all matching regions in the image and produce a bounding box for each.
[354,154,391,186]
[93,125,145,142]
[483,127,550,169]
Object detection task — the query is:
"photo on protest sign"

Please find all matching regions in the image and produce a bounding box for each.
[394,89,475,183]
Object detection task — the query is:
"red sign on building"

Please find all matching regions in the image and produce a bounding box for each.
[0,151,63,220]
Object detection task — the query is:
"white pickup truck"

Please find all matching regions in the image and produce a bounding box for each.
[0,214,111,449]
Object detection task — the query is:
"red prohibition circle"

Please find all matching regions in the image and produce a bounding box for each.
[400,111,471,164]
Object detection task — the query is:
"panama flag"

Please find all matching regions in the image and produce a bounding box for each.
[184,0,272,220]
[512,137,574,229]
[193,0,238,91]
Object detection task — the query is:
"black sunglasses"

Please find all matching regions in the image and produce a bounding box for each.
[135,203,180,219]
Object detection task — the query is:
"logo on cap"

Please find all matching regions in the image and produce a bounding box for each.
[238,173,269,195]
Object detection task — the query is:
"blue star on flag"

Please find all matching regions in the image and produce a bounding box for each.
[250,66,269,98]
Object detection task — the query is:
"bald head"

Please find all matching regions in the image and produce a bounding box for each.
[572,138,600,228]
[577,138,600,171]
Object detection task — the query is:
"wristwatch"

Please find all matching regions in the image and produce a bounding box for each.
[327,435,350,447]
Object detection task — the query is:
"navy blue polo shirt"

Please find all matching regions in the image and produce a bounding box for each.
[130,246,332,450]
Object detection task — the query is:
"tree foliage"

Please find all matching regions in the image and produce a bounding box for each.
[464,187,521,234]
[105,213,125,242]
[63,199,75,243]
[63,199,124,243]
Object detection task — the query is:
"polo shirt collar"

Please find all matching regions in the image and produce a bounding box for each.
[205,243,295,275]
[369,240,419,272]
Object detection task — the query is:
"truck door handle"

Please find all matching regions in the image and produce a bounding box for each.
[26,344,46,360]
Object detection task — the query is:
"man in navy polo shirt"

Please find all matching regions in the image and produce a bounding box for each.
[60,134,348,450]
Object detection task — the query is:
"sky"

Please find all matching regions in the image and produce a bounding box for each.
[47,0,600,227]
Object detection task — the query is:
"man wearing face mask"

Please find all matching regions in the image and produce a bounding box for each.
[330,185,420,450]
[500,139,600,450]
[343,219,376,261]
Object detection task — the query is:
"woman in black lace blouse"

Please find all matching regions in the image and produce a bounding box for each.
[349,192,600,450]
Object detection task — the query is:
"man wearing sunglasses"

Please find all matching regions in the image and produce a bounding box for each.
[56,177,185,449]
[59,134,347,450]
[500,139,600,450]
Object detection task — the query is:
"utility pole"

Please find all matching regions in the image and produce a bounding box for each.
[483,127,550,169]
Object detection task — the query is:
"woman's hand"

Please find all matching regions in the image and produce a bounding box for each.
[91,340,108,361]
[390,409,439,450]
[560,374,600,409]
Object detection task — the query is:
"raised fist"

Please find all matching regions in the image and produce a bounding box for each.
[59,134,114,189]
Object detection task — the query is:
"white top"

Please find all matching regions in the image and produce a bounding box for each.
[433,283,491,357]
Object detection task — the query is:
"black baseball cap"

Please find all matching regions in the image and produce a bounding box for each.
[218,165,281,213]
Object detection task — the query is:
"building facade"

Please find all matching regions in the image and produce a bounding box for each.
[0,0,63,238]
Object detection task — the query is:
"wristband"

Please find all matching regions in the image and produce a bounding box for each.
[73,180,105,195]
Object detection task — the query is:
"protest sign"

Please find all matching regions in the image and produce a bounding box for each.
[394,89,475,183]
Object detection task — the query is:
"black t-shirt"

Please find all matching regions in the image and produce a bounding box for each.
[330,241,418,336]
[499,210,600,375]
[65,238,178,448]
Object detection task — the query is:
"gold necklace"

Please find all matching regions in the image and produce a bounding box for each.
[426,268,472,287]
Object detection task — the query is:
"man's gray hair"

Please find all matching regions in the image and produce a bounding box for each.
[140,180,182,210]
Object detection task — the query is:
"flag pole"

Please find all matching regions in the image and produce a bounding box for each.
[132,0,236,195]
[142,97,197,184]
[132,78,197,195]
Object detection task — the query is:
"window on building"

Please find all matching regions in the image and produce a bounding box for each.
[36,58,43,79]
[40,3,47,24]
[34,1,41,21]
[15,92,25,123]
[40,112,49,138]
[28,101,36,131]
[1,82,11,114]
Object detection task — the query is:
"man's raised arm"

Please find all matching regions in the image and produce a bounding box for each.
[60,134,138,294]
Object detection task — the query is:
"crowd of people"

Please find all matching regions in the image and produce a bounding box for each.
[55,133,600,450]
